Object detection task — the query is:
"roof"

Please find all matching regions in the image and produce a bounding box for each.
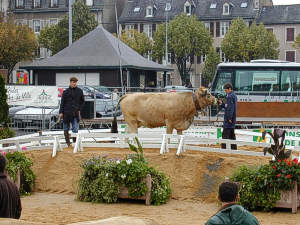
[21,25,172,72]
[119,0,257,23]
[257,5,300,25]
[217,61,300,68]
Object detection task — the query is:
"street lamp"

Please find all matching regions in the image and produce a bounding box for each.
[68,0,73,46]
[164,2,171,86]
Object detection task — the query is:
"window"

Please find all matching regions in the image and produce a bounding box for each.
[286,28,295,42]
[146,6,153,17]
[281,71,300,91]
[235,70,279,92]
[184,1,191,15]
[286,51,296,62]
[254,0,259,9]
[205,22,210,30]
[125,24,134,37]
[33,20,40,33]
[221,21,229,37]
[215,71,233,92]
[266,28,273,33]
[143,24,152,39]
[16,0,24,8]
[210,3,217,9]
[210,22,214,36]
[50,0,58,8]
[86,0,93,6]
[216,22,220,37]
[202,54,206,63]
[241,2,247,8]
[165,2,171,11]
[134,7,140,12]
[33,0,40,8]
[223,3,229,15]
[50,18,58,25]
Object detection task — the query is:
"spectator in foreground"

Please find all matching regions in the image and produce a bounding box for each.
[205,181,260,225]
[0,154,22,219]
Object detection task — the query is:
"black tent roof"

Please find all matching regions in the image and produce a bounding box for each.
[21,25,172,72]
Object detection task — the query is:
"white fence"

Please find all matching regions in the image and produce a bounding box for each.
[1,126,300,159]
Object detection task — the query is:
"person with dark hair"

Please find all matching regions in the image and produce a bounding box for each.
[205,181,259,225]
[59,77,84,147]
[0,154,22,219]
[219,83,237,150]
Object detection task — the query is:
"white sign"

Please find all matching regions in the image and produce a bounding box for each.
[6,86,58,107]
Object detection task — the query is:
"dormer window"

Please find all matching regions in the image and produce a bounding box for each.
[254,0,259,9]
[184,1,191,16]
[134,7,140,12]
[146,6,153,17]
[210,3,217,9]
[223,3,230,15]
[241,2,247,8]
[86,0,93,6]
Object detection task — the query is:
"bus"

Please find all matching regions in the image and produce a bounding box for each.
[211,60,300,119]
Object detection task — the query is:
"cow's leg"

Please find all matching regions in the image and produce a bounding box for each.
[125,121,138,143]
[166,126,173,144]
[176,129,183,145]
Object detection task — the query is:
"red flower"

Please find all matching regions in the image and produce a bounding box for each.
[284,159,287,163]
[293,158,298,163]
[272,166,276,169]
[278,160,282,163]
[286,174,291,179]
[287,161,292,166]
[277,174,281,177]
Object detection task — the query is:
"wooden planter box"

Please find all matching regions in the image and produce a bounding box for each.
[275,183,300,213]
[117,174,151,205]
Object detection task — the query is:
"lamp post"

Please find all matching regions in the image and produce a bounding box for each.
[68,0,73,46]
[165,2,171,86]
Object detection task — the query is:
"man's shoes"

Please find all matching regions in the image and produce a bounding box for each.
[64,131,72,147]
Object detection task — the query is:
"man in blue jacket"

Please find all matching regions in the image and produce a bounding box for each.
[220,83,237,150]
[205,181,260,225]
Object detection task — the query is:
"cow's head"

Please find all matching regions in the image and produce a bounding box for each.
[196,87,217,108]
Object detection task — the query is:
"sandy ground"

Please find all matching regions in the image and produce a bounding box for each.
[14,146,300,224]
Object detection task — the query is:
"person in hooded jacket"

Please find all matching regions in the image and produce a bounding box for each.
[205,181,260,225]
[0,154,22,219]
[59,77,84,147]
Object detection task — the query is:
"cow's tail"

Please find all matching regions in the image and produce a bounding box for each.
[111,95,127,133]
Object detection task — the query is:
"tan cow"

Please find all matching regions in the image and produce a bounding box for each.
[111,87,216,134]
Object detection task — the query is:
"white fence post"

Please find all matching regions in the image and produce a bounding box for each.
[160,134,166,154]
[52,136,58,158]
[176,135,184,156]
[73,133,81,153]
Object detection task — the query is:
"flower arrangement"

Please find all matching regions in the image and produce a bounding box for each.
[2,151,35,195]
[231,129,300,211]
[77,137,171,205]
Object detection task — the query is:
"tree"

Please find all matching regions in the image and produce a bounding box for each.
[118,29,152,57]
[293,34,300,50]
[39,0,97,55]
[221,18,279,62]
[202,47,220,84]
[0,75,9,125]
[153,13,212,84]
[0,15,38,81]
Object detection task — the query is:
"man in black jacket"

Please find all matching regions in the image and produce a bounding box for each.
[219,83,237,150]
[59,77,84,147]
[0,154,22,219]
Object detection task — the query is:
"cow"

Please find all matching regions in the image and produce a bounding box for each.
[111,87,217,134]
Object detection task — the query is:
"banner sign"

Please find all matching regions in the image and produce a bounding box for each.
[6,85,58,107]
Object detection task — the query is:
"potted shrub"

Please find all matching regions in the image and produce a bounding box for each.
[231,129,300,213]
[77,137,171,205]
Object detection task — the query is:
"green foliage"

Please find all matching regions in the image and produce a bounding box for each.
[118,29,152,57]
[0,127,14,139]
[221,18,279,62]
[4,151,35,195]
[202,47,221,83]
[38,0,97,55]
[293,34,300,50]
[77,138,171,205]
[231,158,300,211]
[0,15,38,78]
[153,13,212,84]
[0,75,9,125]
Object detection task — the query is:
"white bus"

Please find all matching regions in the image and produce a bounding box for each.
[211,60,300,118]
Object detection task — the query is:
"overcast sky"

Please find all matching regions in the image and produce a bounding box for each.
[273,0,300,5]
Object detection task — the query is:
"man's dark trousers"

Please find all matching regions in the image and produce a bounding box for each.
[221,128,237,150]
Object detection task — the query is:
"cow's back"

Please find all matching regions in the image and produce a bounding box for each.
[120,92,195,128]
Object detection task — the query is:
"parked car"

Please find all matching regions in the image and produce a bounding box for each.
[13,106,60,130]
[79,86,110,99]
[165,85,192,93]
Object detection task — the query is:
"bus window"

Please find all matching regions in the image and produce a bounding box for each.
[235,71,253,91]
[214,71,233,92]
[281,71,300,92]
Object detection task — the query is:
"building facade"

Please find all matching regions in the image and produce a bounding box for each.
[119,0,275,87]
[257,4,300,63]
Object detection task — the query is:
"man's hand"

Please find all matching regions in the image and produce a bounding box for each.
[78,111,82,120]
[218,99,223,105]
[59,113,63,120]
[229,120,232,123]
